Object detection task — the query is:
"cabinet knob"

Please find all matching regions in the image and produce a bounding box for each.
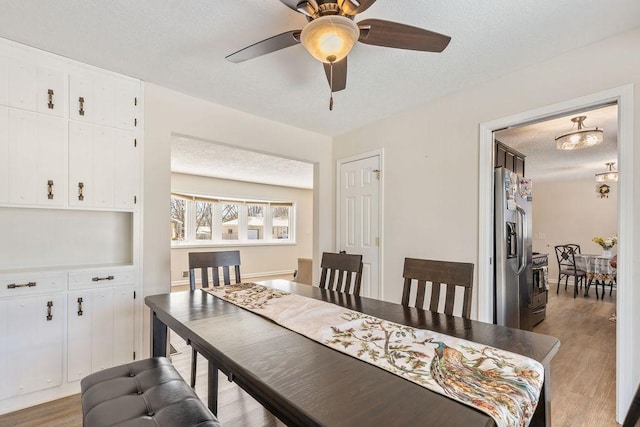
[78,96,85,116]
[78,182,84,201]
[47,180,54,200]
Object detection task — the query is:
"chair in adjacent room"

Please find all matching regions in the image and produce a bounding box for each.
[319,252,363,295]
[554,244,586,298]
[187,250,242,387]
[401,258,475,319]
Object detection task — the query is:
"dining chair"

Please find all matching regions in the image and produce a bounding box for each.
[554,244,587,298]
[401,258,474,319]
[319,252,363,295]
[187,250,242,387]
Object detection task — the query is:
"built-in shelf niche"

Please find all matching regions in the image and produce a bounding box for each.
[0,207,133,272]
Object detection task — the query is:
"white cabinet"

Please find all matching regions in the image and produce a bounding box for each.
[68,122,138,209]
[67,269,135,382]
[0,106,8,203]
[69,74,139,130]
[6,109,66,206]
[1,58,65,117]
[0,38,142,415]
[1,293,64,397]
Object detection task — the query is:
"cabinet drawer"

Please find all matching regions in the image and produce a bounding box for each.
[531,307,546,327]
[69,268,134,290]
[0,272,67,297]
[531,290,547,309]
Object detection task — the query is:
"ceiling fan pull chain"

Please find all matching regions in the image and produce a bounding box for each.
[329,60,334,111]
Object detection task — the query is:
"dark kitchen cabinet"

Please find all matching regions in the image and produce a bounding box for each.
[495,140,525,176]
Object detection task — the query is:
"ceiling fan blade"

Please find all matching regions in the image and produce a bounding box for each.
[357,19,451,52]
[323,57,347,92]
[340,0,377,15]
[226,30,302,63]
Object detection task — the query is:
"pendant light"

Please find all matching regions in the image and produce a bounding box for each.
[555,115,603,150]
[595,162,618,183]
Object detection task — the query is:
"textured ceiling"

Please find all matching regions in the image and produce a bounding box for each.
[0,1,632,185]
[0,1,639,137]
[171,137,314,189]
[495,104,618,182]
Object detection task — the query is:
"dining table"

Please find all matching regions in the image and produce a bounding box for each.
[145,279,560,427]
[574,254,617,299]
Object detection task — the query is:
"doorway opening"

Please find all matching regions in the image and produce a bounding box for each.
[478,85,634,423]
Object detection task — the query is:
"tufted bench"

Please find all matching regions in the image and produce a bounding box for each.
[81,357,220,427]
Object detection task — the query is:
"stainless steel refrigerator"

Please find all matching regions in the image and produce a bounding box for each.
[494,167,533,330]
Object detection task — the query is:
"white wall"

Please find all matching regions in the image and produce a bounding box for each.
[532,178,618,285]
[333,27,640,419]
[170,173,313,283]
[142,84,333,354]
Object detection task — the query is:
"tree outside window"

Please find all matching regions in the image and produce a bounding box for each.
[170,198,185,241]
[195,201,212,240]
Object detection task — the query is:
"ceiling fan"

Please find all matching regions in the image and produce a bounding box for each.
[226,0,451,110]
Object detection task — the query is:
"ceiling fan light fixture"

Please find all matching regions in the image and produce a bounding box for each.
[595,162,619,183]
[555,115,603,150]
[300,15,360,63]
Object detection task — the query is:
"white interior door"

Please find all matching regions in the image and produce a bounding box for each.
[339,155,380,299]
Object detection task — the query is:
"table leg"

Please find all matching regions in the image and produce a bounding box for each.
[151,311,168,357]
[208,360,219,415]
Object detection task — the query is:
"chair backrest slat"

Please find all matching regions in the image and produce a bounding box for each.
[401,258,475,319]
[319,252,364,296]
[188,251,242,290]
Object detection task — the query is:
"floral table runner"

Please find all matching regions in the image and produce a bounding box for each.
[204,283,544,427]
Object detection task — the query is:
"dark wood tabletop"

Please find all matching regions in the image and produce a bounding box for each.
[145,279,560,427]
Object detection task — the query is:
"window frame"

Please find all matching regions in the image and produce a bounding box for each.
[170,193,295,247]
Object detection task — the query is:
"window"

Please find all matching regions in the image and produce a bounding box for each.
[171,194,294,246]
[220,202,239,240]
[272,205,290,240]
[247,205,265,240]
[170,198,186,241]
[195,201,212,240]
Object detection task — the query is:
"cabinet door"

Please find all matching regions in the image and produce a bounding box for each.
[113,286,135,365]
[0,300,8,400]
[36,115,67,206]
[114,130,138,209]
[91,288,115,372]
[67,291,92,382]
[8,109,38,204]
[6,294,63,396]
[115,80,139,130]
[68,121,94,207]
[0,106,8,203]
[37,66,65,117]
[8,60,37,111]
[0,55,8,106]
[69,74,93,122]
[92,125,115,208]
[92,78,115,127]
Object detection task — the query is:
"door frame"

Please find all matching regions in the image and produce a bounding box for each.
[478,85,634,422]
[336,149,384,299]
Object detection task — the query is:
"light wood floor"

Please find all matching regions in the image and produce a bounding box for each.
[533,284,618,426]
[0,283,617,426]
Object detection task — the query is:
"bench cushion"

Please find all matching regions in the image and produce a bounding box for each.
[81,357,220,427]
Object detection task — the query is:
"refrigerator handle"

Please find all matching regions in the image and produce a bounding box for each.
[515,205,527,275]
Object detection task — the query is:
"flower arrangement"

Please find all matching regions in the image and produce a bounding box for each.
[593,236,618,250]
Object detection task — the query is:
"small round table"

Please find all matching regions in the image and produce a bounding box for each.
[574,254,616,299]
